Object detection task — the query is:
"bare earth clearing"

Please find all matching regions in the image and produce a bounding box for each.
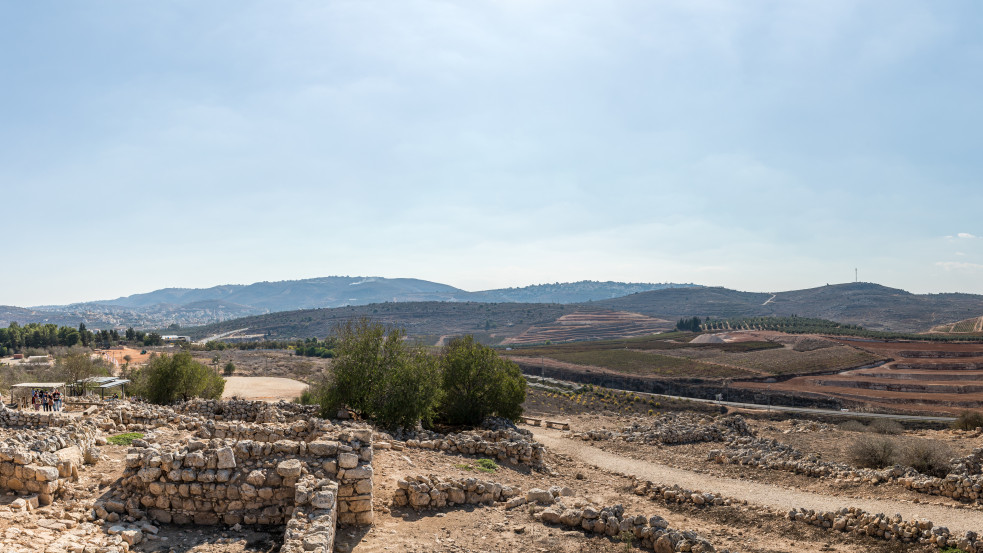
[222,376,308,401]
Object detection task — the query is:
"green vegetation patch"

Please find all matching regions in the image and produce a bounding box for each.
[107,432,144,446]
[454,458,498,473]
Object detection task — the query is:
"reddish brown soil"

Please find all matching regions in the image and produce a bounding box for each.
[734,339,983,414]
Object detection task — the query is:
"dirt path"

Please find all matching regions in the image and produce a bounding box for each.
[531,427,983,535]
[222,376,307,401]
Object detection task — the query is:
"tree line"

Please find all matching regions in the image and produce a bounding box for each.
[0,322,170,356]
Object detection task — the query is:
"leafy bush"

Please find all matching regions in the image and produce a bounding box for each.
[900,439,952,478]
[316,319,441,429]
[130,351,225,404]
[222,361,236,376]
[952,410,983,431]
[439,335,526,425]
[848,436,897,469]
[294,387,317,405]
[107,432,144,445]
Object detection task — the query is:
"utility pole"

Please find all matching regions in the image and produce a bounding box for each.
[855,268,858,283]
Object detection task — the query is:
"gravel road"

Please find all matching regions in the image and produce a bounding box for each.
[531,427,983,535]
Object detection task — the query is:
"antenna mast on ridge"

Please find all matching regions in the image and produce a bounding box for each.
[855,268,858,283]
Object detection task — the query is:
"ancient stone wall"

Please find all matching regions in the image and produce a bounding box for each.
[179,399,317,423]
[788,506,983,552]
[103,427,374,527]
[282,478,338,553]
[710,436,983,504]
[0,407,97,505]
[397,428,545,467]
[392,475,521,510]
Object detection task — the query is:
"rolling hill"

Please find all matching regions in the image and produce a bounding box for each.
[596,283,983,333]
[2,278,691,330]
[179,282,983,344]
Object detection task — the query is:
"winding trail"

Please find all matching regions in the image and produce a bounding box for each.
[531,427,983,534]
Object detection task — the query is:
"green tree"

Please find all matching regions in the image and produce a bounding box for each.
[317,318,442,428]
[439,335,526,425]
[144,332,163,346]
[131,351,225,404]
[223,361,236,376]
[58,351,107,385]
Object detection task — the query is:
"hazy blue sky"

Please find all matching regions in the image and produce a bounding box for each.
[3,1,982,306]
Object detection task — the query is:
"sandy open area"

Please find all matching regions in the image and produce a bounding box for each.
[221,376,307,401]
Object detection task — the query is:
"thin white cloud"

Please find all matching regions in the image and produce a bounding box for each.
[936,261,983,271]
[958,232,978,239]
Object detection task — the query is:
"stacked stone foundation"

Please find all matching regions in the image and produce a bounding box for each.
[107,427,374,527]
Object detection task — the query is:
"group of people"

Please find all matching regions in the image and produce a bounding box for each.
[30,389,62,412]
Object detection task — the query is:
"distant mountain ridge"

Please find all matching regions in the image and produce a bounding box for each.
[595,282,983,333]
[0,278,693,329]
[185,282,983,344]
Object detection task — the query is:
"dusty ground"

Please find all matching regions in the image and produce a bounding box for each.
[192,350,330,382]
[0,386,971,553]
[222,376,308,401]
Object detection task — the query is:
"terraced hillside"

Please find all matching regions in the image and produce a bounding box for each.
[734,340,983,414]
[503,309,674,345]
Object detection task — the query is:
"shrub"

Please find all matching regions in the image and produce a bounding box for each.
[848,436,897,469]
[839,420,868,432]
[316,318,442,429]
[474,458,498,473]
[439,336,526,425]
[900,439,952,478]
[130,351,225,404]
[222,361,236,376]
[868,418,904,435]
[107,432,144,446]
[952,410,983,431]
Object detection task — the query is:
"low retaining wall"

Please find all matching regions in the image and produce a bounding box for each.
[537,501,720,553]
[179,399,317,423]
[398,429,545,467]
[392,475,520,510]
[789,506,982,552]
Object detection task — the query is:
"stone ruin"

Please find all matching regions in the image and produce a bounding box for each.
[0,398,375,553]
[0,404,98,507]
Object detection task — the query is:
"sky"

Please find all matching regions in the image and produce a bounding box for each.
[2,1,983,306]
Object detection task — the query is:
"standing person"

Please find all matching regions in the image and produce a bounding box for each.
[31,390,39,411]
[43,392,50,412]
[52,389,62,412]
